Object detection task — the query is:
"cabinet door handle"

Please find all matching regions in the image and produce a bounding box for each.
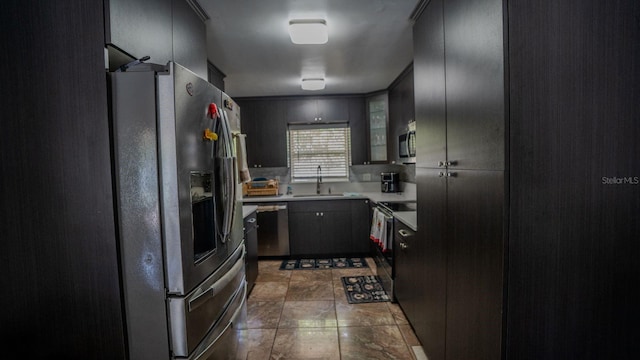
[446,160,457,167]
[247,218,256,223]
[438,161,446,167]
[438,171,445,177]
[320,212,324,216]
[398,229,411,237]
[316,212,319,216]
[447,172,457,177]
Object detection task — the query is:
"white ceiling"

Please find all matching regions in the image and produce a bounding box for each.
[200,0,418,98]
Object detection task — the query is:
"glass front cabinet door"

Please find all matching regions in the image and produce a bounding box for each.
[367,92,389,163]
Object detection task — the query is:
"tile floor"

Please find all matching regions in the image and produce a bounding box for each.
[238,257,424,360]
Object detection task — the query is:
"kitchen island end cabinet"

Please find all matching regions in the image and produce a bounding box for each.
[288,199,370,257]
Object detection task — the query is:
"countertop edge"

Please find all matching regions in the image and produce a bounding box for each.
[393,211,418,231]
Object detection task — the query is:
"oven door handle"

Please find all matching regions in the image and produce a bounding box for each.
[398,229,411,237]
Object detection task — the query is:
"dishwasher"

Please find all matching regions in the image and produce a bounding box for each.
[249,203,290,257]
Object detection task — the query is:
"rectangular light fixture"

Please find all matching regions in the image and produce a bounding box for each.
[301,78,325,91]
[289,19,328,44]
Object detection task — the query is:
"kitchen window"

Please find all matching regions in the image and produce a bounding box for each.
[287,123,351,182]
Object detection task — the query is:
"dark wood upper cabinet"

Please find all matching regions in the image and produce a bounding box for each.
[105,0,207,80]
[316,98,349,121]
[285,98,318,123]
[172,0,207,79]
[285,97,349,123]
[240,95,367,167]
[413,0,447,169]
[348,96,368,165]
[236,99,288,168]
[388,65,415,164]
[443,0,505,171]
[105,0,173,66]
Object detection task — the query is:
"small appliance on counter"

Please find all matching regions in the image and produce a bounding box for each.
[381,172,400,193]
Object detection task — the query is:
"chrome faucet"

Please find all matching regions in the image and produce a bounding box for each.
[316,165,322,194]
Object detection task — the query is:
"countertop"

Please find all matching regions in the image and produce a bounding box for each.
[241,191,416,204]
[393,211,417,231]
[242,191,418,229]
[242,205,258,219]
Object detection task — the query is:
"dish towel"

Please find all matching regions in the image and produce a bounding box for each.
[234,133,251,183]
[378,211,391,252]
[370,208,387,250]
[370,208,392,252]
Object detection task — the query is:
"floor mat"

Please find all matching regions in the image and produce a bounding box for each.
[341,275,390,304]
[279,257,369,270]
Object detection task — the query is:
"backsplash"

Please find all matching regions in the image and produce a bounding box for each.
[245,163,415,185]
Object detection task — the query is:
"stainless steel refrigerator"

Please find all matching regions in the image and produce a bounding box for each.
[109,61,246,359]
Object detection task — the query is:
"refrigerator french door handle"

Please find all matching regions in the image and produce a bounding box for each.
[218,110,237,243]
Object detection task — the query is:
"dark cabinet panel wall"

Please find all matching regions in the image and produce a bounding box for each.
[507,0,640,358]
[172,0,207,79]
[1,0,125,357]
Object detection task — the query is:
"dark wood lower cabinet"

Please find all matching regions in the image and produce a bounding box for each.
[445,170,504,360]
[407,169,504,360]
[412,168,448,360]
[288,200,370,257]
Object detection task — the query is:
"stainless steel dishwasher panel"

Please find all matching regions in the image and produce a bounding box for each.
[255,203,290,256]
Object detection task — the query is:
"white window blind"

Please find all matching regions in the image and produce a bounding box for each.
[288,123,351,182]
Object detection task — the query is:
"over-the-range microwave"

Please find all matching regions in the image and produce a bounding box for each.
[399,129,416,164]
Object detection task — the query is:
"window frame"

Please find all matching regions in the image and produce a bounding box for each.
[287,123,352,183]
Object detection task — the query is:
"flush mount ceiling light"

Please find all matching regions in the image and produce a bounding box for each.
[289,19,328,44]
[301,78,325,91]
